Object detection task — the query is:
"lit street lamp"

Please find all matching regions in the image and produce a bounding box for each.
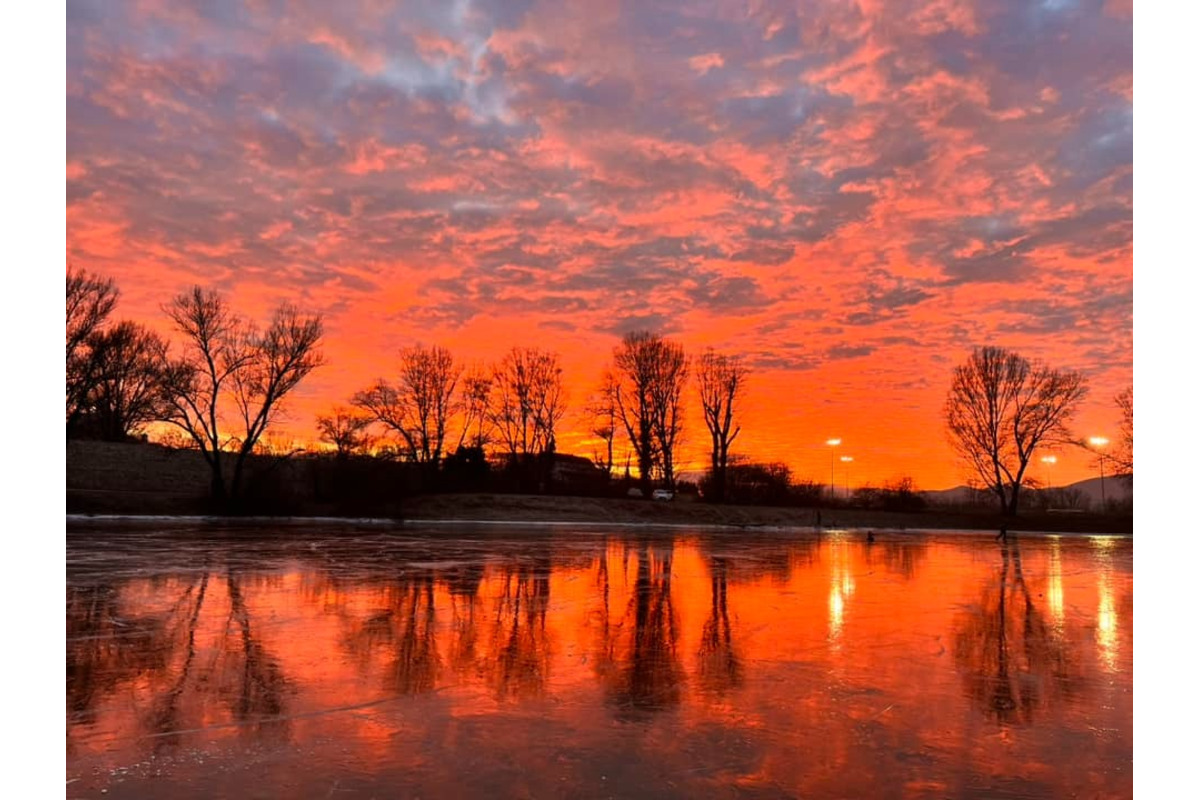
[840,455,854,499]
[1040,454,1057,488]
[1088,436,1110,509]
[826,438,841,498]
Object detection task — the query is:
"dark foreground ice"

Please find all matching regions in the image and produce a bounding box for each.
[66,522,1132,799]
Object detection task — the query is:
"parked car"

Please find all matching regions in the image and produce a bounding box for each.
[652,489,674,501]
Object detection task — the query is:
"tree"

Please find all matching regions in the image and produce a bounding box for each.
[612,331,689,492]
[1113,386,1132,479]
[66,266,118,428]
[455,365,495,451]
[697,348,748,503]
[353,344,460,466]
[944,346,1088,516]
[316,406,374,458]
[490,347,567,460]
[160,287,324,504]
[85,320,171,441]
[585,370,620,478]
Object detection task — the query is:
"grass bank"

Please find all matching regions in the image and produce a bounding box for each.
[400,493,1132,534]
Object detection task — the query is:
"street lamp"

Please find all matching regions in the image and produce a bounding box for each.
[1088,436,1110,509]
[826,438,841,498]
[840,455,854,499]
[1040,454,1057,487]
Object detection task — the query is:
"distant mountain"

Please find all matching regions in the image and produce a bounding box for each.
[921,485,982,506]
[1057,474,1132,505]
[923,474,1132,509]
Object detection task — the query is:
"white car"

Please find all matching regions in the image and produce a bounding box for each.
[652,489,674,501]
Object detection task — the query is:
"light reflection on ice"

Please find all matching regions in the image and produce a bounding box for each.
[66,523,1133,799]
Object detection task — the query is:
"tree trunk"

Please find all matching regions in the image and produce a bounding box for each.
[231,450,249,504]
[638,429,653,496]
[210,465,227,505]
[1006,485,1021,517]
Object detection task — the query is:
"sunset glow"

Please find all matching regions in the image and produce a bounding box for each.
[67,527,1134,797]
[65,0,1132,489]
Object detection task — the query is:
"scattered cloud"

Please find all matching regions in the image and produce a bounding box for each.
[66,0,1132,487]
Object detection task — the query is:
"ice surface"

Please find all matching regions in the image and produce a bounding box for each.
[66,521,1132,799]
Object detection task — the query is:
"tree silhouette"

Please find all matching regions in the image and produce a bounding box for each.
[316,405,374,458]
[944,346,1087,516]
[490,347,567,461]
[612,331,689,492]
[697,348,748,503]
[1113,386,1132,480]
[584,370,620,478]
[66,266,118,429]
[84,320,172,440]
[353,344,460,466]
[160,286,324,504]
[455,364,495,451]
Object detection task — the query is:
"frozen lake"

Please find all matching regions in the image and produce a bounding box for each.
[66,521,1132,799]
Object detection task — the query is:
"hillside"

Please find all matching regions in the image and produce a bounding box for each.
[924,474,1133,510]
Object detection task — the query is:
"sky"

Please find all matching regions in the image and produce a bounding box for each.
[63,0,1132,490]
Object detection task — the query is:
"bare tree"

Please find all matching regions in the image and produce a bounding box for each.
[66,266,118,428]
[697,349,748,503]
[490,347,567,460]
[944,346,1088,516]
[353,344,460,466]
[455,365,495,451]
[160,287,324,503]
[612,331,689,492]
[316,406,374,458]
[584,370,619,477]
[86,320,171,441]
[1113,386,1132,480]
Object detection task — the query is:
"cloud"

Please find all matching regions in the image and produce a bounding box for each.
[65,0,1132,489]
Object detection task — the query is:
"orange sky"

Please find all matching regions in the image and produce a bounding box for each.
[65,0,1132,489]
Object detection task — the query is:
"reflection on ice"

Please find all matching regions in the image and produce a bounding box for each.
[826,536,856,647]
[1048,539,1065,630]
[67,523,1132,799]
[1092,538,1122,675]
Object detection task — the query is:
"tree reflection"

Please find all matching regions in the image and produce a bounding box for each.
[697,556,741,696]
[486,555,552,700]
[67,580,194,728]
[954,536,1079,724]
[223,570,290,734]
[448,583,481,679]
[147,574,208,748]
[386,573,440,695]
[67,568,295,748]
[864,539,928,580]
[603,539,683,716]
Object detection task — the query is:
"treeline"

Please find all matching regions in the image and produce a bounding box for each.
[68,267,1131,519]
[67,268,323,505]
[321,330,753,502]
[65,267,778,509]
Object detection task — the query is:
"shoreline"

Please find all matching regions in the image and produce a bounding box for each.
[66,491,1133,536]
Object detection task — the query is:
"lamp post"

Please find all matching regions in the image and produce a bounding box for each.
[1040,454,1057,486]
[1088,436,1109,509]
[826,438,841,499]
[1039,455,1056,509]
[840,455,854,499]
